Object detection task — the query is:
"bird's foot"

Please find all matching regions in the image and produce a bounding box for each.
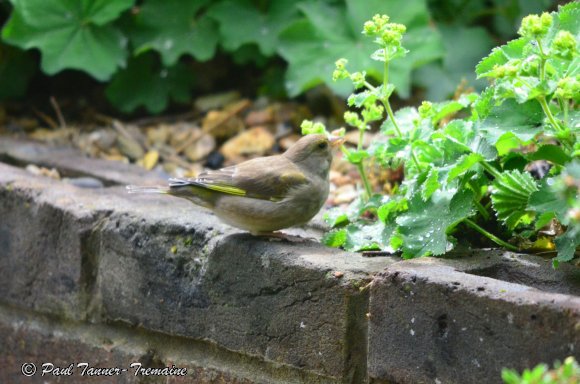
[253,231,312,243]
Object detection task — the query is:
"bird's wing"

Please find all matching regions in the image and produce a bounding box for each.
[169,156,308,202]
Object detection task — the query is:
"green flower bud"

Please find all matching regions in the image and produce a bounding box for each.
[344,111,363,128]
[555,76,580,100]
[361,104,384,122]
[551,30,577,60]
[333,58,350,82]
[518,13,552,39]
[418,101,434,118]
[350,71,366,89]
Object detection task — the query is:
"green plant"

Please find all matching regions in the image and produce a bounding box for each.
[305,4,579,264]
[502,356,580,384]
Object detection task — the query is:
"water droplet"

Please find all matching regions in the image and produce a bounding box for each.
[160,69,168,78]
[261,27,269,35]
[164,39,174,50]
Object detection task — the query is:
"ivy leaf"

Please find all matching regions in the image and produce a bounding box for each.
[2,0,133,80]
[209,0,299,56]
[491,170,538,230]
[105,54,195,114]
[130,0,218,66]
[396,189,474,258]
[477,99,544,155]
[278,0,443,97]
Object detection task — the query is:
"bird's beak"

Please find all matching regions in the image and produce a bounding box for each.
[329,135,346,148]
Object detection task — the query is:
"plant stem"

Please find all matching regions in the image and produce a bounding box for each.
[538,96,562,133]
[479,160,502,179]
[536,39,547,82]
[356,162,373,200]
[463,219,519,251]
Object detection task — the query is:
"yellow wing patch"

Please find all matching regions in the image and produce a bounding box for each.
[204,184,247,196]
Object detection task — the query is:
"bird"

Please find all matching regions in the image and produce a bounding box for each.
[127,134,344,237]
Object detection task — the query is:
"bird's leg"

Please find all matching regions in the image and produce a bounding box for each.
[251,231,311,243]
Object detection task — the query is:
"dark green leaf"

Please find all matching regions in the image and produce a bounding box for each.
[491,170,538,229]
[477,99,544,155]
[105,54,195,113]
[130,0,218,66]
[555,226,580,262]
[2,0,133,80]
[527,145,572,166]
[528,180,569,222]
[396,189,474,258]
[0,44,35,99]
[209,0,299,56]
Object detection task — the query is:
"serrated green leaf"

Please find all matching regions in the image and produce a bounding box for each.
[448,153,484,182]
[2,0,133,80]
[396,189,474,258]
[527,144,572,166]
[477,99,543,155]
[421,167,440,201]
[555,226,580,262]
[323,229,347,248]
[377,197,408,223]
[341,221,396,252]
[323,207,349,228]
[528,180,569,222]
[209,0,299,56]
[130,0,218,66]
[491,170,538,229]
[475,37,526,78]
[414,26,495,101]
[105,53,195,114]
[278,0,443,97]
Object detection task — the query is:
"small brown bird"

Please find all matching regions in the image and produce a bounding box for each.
[127,134,343,235]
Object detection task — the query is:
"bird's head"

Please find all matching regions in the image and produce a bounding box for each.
[283,134,344,178]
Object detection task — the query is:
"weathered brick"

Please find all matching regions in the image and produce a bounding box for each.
[0,164,107,320]
[367,259,580,384]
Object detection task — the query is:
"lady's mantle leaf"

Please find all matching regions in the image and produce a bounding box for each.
[396,189,474,258]
[130,0,218,66]
[278,0,443,97]
[2,0,133,80]
[477,99,543,155]
[105,54,195,114]
[491,170,538,230]
[209,0,299,56]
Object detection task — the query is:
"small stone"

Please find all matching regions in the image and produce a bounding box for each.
[220,126,275,160]
[62,177,104,189]
[202,110,244,140]
[333,184,358,205]
[194,91,240,112]
[25,164,60,179]
[244,107,275,126]
[146,124,171,145]
[140,150,160,170]
[117,134,145,160]
[184,134,216,162]
[333,271,344,278]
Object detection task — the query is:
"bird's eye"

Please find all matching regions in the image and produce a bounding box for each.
[317,141,328,149]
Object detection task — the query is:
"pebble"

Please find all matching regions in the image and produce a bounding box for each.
[220,126,275,160]
[62,177,104,189]
[184,133,216,162]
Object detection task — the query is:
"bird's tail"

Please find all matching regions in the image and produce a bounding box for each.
[126,185,170,194]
